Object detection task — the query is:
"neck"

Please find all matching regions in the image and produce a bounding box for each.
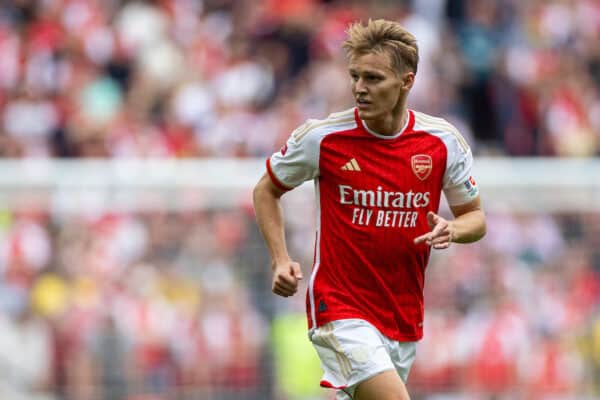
[364,106,408,136]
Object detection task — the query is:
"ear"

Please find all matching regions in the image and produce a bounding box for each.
[402,72,415,91]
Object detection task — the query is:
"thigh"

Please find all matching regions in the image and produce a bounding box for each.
[353,369,410,400]
[388,340,417,383]
[309,319,395,397]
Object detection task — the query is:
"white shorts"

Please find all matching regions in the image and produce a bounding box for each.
[308,319,417,400]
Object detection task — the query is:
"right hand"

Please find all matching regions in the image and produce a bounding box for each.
[272,261,303,297]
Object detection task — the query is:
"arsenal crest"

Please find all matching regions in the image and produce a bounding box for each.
[411,154,432,180]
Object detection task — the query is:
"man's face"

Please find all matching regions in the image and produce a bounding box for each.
[348,52,412,121]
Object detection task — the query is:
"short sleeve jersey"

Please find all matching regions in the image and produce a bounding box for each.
[267,108,479,341]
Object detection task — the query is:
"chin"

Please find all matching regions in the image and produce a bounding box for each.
[357,108,378,120]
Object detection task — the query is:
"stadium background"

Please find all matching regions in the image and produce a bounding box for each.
[0,0,599,399]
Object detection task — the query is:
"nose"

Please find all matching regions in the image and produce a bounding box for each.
[354,78,367,94]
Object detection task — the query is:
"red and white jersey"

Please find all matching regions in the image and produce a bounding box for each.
[266,108,479,341]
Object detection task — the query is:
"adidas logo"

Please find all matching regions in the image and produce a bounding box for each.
[341,158,361,171]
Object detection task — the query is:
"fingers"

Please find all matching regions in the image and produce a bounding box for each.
[414,213,451,249]
[427,211,438,228]
[413,232,429,244]
[431,234,451,246]
[414,223,448,244]
[272,274,298,296]
[431,234,451,249]
[272,262,302,297]
[430,216,448,237]
[415,233,450,247]
[291,263,303,280]
[273,280,298,297]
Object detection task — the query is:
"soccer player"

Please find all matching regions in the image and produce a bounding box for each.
[253,19,486,400]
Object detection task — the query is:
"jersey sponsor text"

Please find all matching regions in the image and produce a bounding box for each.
[339,184,430,228]
[339,184,430,208]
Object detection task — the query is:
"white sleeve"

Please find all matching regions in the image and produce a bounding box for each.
[266,120,321,190]
[442,133,480,206]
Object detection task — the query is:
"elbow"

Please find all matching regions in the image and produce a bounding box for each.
[476,212,487,241]
[253,175,284,209]
[252,182,260,203]
[252,181,265,209]
[478,220,487,241]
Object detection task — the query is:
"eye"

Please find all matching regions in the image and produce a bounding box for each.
[350,73,359,82]
[366,75,382,82]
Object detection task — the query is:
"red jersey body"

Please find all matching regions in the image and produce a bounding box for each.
[267,108,478,341]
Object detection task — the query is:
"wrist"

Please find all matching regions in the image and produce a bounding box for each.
[448,220,457,243]
[271,257,291,270]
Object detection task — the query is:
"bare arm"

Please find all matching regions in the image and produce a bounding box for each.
[253,173,303,297]
[414,196,486,249]
[447,197,486,243]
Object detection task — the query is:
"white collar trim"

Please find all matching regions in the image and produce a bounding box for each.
[361,110,410,140]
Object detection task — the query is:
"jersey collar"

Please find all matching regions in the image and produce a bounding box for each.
[355,108,415,140]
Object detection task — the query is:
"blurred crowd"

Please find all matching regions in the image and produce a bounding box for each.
[410,211,600,398]
[0,207,273,400]
[1,204,600,399]
[0,0,600,400]
[0,0,598,159]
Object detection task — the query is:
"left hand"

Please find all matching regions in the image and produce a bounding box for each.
[414,211,454,249]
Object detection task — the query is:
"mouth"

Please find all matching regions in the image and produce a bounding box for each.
[356,99,371,109]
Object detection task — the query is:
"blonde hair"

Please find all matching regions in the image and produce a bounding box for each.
[343,19,419,74]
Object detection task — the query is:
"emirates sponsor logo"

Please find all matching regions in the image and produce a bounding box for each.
[339,185,430,208]
[339,184,431,228]
[411,154,432,180]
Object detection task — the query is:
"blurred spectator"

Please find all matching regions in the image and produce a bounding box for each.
[0,0,597,159]
[0,286,53,400]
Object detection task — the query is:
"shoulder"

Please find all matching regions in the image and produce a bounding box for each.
[290,108,357,144]
[412,110,470,154]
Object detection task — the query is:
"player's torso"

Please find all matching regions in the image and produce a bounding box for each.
[317,118,447,241]
[308,112,450,338]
